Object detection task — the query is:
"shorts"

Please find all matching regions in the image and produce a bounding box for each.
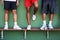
[42,0,56,14]
[25,0,38,8]
[4,1,17,10]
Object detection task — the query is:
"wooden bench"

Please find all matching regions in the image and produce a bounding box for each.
[0,27,60,40]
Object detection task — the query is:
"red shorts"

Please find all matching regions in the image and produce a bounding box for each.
[25,0,38,7]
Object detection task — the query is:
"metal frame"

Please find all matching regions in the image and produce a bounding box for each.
[0,28,60,40]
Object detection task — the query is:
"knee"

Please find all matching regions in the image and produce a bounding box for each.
[12,10,17,14]
[34,3,38,9]
[5,10,9,14]
[26,7,30,12]
[35,5,38,9]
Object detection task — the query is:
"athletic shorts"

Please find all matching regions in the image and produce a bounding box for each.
[42,0,56,14]
[24,0,38,7]
[4,1,17,10]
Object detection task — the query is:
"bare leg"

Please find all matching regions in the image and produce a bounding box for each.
[50,13,54,21]
[33,1,38,15]
[26,7,31,25]
[4,10,9,29]
[26,7,31,30]
[48,13,54,29]
[12,10,22,29]
[5,10,9,22]
[32,1,38,20]
[42,13,46,20]
[12,10,17,22]
[40,13,47,30]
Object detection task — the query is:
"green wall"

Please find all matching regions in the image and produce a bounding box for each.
[0,0,60,40]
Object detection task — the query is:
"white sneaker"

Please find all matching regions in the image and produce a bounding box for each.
[13,25,22,29]
[4,25,8,29]
[40,25,47,30]
[27,25,31,30]
[32,15,36,21]
[48,24,53,29]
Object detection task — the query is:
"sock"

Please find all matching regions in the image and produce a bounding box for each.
[49,21,52,26]
[28,25,31,26]
[5,22,8,25]
[43,20,46,25]
[14,22,17,25]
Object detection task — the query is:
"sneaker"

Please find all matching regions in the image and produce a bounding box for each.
[13,25,22,29]
[27,25,31,30]
[32,15,36,21]
[40,25,47,30]
[48,24,53,30]
[4,24,8,29]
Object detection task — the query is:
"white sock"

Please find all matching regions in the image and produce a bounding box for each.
[14,22,17,25]
[43,20,46,25]
[5,22,8,25]
[49,21,52,25]
[28,25,31,27]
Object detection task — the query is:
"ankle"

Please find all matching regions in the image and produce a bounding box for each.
[5,22,8,25]
[14,22,18,25]
[49,21,52,26]
[43,20,46,25]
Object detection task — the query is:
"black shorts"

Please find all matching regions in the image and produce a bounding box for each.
[4,1,17,10]
[42,0,57,14]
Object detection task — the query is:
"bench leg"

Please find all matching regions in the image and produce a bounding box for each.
[47,30,49,40]
[1,30,3,40]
